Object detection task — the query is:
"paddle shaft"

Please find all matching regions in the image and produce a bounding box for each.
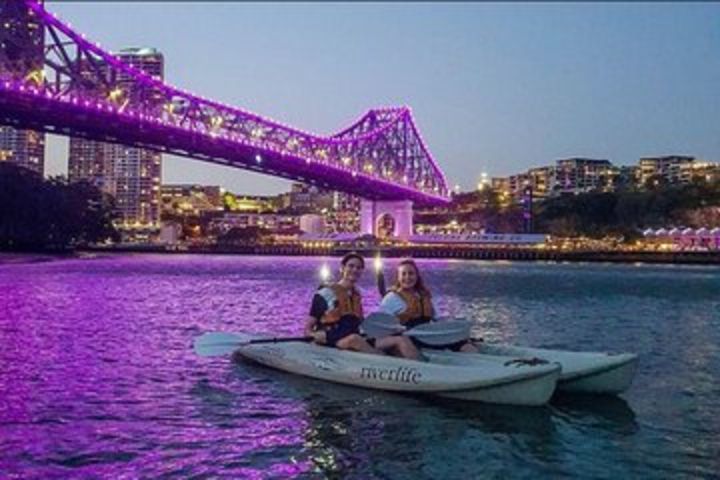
[247,336,314,345]
[377,268,387,297]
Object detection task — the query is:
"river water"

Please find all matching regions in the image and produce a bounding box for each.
[0,254,718,479]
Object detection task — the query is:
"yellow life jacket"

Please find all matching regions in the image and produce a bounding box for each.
[320,283,363,325]
[391,288,434,324]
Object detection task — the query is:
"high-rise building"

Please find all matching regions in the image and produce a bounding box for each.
[527,166,553,199]
[552,158,616,195]
[508,172,531,198]
[681,161,720,184]
[491,177,510,193]
[0,0,45,175]
[0,127,44,175]
[327,191,360,233]
[68,47,164,233]
[638,155,695,187]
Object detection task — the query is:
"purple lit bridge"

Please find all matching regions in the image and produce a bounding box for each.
[0,0,450,239]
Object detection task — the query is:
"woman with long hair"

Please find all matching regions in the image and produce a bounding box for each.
[379,258,479,353]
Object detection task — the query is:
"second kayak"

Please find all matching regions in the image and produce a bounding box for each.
[456,344,638,395]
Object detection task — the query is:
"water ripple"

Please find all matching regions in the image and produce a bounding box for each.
[1,255,718,479]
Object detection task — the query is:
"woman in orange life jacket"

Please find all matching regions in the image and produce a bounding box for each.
[379,258,479,353]
[304,252,421,360]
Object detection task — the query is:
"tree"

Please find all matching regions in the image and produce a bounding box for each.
[0,163,119,251]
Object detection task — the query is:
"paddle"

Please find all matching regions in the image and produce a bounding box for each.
[375,254,387,297]
[363,312,474,346]
[193,332,313,357]
[363,312,406,338]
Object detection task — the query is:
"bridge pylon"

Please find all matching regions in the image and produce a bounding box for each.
[360,199,413,241]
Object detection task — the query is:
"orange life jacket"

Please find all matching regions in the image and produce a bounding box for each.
[391,288,434,324]
[320,283,363,325]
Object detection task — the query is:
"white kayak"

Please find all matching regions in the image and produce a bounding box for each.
[231,334,561,406]
[474,344,638,395]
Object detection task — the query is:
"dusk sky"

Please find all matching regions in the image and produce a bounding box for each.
[44,2,720,195]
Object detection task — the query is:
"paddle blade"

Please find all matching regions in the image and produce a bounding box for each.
[407,319,473,346]
[193,332,250,357]
[362,312,405,338]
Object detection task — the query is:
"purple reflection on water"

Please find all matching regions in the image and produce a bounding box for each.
[1,254,718,478]
[0,255,339,477]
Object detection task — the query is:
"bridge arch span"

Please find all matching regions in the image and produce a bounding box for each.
[0,0,450,206]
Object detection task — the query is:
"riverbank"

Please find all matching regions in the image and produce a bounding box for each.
[77,244,720,265]
[0,251,85,265]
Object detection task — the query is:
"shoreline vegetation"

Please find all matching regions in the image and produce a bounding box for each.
[0,163,119,252]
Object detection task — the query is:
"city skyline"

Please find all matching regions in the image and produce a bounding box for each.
[43,1,720,195]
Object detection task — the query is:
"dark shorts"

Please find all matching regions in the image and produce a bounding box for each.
[324,316,362,348]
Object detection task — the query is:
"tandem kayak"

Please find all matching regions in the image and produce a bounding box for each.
[230,334,561,406]
[472,344,638,395]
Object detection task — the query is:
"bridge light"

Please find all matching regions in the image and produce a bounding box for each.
[25,69,44,85]
[210,116,223,129]
[255,154,262,163]
[341,156,351,166]
[108,87,123,103]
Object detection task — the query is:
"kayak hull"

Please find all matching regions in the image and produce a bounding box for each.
[477,344,638,395]
[233,335,560,406]
[554,354,638,394]
[434,369,560,405]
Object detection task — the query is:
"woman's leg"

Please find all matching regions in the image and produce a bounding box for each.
[375,336,421,360]
[336,333,382,354]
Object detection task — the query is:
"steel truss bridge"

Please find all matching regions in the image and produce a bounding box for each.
[0,0,450,205]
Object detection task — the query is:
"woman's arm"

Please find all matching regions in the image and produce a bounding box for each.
[431,297,440,321]
[304,315,318,336]
[379,292,405,316]
[305,291,330,340]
